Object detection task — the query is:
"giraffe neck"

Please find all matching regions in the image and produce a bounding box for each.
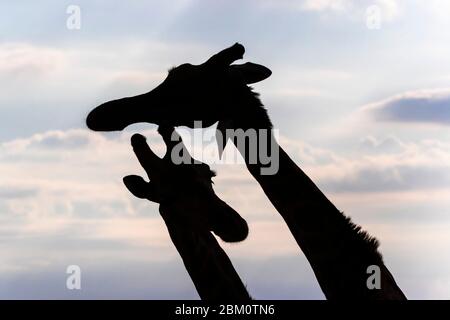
[159,206,251,301]
[228,113,406,300]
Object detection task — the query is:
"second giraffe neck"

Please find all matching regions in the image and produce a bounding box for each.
[228,119,406,300]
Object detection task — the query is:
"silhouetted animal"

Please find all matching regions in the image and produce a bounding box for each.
[87,43,271,134]
[87,43,406,300]
[124,126,250,300]
[125,126,248,243]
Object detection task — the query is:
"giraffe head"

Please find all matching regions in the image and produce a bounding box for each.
[86,43,272,132]
[123,125,249,243]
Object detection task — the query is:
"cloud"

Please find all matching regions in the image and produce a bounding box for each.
[424,0,450,21]
[4,129,92,151]
[57,124,449,203]
[0,186,37,199]
[1,129,144,225]
[0,43,67,80]
[362,88,450,126]
[0,128,304,271]
[1,127,450,298]
[358,135,405,154]
[278,134,450,194]
[261,0,401,21]
[323,163,450,193]
[0,40,213,141]
[0,127,327,299]
[302,0,400,19]
[3,128,449,225]
[301,0,352,12]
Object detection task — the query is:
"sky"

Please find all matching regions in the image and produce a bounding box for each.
[1,0,450,299]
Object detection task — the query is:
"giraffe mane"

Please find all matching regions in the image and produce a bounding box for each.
[340,213,383,262]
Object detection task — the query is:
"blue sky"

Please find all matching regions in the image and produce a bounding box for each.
[1,0,450,299]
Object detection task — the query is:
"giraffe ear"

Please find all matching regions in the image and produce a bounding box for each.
[123,175,160,203]
[230,62,272,84]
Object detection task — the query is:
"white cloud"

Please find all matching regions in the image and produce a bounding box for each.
[303,0,400,20]
[301,0,352,12]
[313,138,450,193]
[0,128,303,271]
[362,88,450,126]
[424,0,450,21]
[3,128,450,226]
[1,127,450,298]
[0,43,67,79]
[0,40,215,140]
[261,0,401,21]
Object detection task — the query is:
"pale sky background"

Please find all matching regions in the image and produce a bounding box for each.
[1,0,450,299]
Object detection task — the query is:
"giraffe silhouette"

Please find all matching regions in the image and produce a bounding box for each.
[86,43,271,132]
[87,43,406,300]
[124,126,250,301]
